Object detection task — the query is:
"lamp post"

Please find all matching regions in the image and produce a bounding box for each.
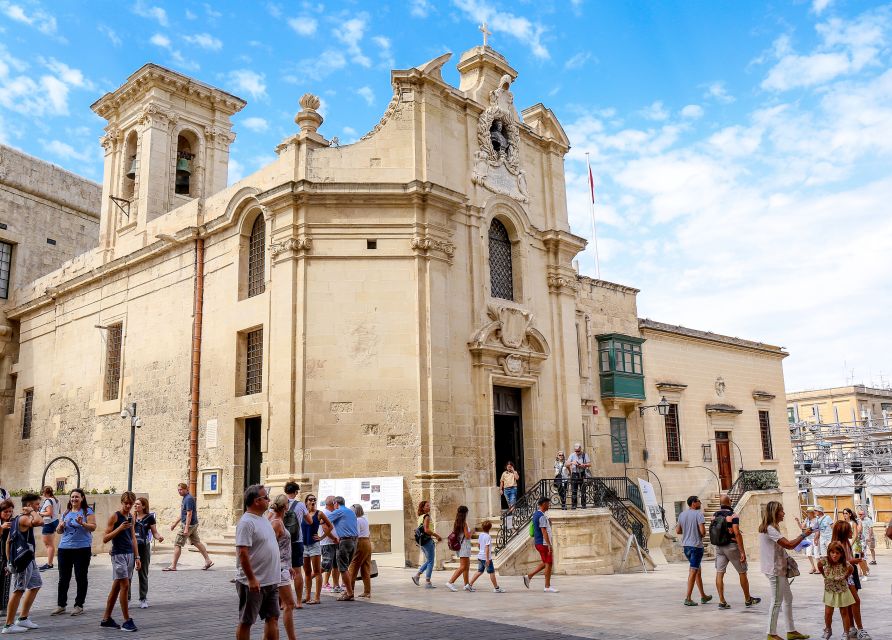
[120,402,141,492]
[639,396,671,417]
[589,432,628,478]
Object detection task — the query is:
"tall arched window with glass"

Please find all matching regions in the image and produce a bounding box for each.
[247,216,265,297]
[488,219,513,301]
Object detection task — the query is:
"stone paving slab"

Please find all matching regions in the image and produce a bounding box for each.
[7,546,892,639]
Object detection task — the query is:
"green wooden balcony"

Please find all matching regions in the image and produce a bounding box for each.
[596,333,646,400]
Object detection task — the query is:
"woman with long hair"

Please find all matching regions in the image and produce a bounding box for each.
[758,501,811,640]
[270,495,297,640]
[300,494,331,605]
[132,497,163,608]
[411,500,441,589]
[0,499,14,612]
[831,519,872,639]
[347,504,372,598]
[842,508,870,578]
[53,489,96,616]
[38,486,60,571]
[445,505,473,592]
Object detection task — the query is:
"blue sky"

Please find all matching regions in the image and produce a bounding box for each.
[1,0,891,392]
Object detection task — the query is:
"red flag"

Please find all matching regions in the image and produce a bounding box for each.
[588,164,596,204]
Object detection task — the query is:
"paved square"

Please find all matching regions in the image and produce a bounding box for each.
[7,546,891,639]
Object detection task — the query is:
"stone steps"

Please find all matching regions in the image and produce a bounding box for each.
[191,526,237,557]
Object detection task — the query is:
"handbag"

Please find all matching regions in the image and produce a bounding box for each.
[785,554,800,578]
[370,559,378,579]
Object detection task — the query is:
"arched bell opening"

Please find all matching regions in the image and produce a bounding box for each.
[175,132,198,197]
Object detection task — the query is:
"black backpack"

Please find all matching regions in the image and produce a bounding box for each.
[283,507,300,543]
[9,516,35,572]
[709,511,733,546]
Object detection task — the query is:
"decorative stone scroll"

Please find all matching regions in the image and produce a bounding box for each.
[99,126,121,152]
[410,235,456,260]
[546,274,579,294]
[270,236,313,258]
[469,302,550,379]
[471,74,529,203]
[138,103,177,128]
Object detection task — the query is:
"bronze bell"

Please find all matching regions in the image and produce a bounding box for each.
[175,156,191,194]
[176,156,191,176]
[125,156,137,180]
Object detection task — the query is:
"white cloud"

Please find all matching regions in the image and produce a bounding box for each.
[228,157,245,185]
[41,58,94,89]
[228,69,267,100]
[285,49,347,83]
[452,0,550,59]
[98,25,122,47]
[564,51,593,70]
[373,36,394,69]
[0,1,58,35]
[185,9,197,20]
[333,14,371,67]
[184,33,223,51]
[703,81,735,104]
[681,104,704,119]
[132,0,169,26]
[0,46,94,117]
[356,86,375,106]
[149,33,199,71]
[411,0,432,17]
[639,101,669,121]
[150,33,171,48]
[241,116,268,132]
[812,0,833,15]
[288,17,317,36]
[41,139,92,163]
[204,3,222,19]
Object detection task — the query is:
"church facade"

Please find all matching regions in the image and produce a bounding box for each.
[0,46,799,553]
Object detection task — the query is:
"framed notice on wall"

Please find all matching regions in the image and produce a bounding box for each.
[637,478,665,534]
[317,476,403,512]
[201,468,222,495]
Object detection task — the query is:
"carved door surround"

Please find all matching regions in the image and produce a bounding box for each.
[468,301,550,380]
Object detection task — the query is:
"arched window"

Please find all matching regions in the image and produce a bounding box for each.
[488,218,514,301]
[247,215,265,297]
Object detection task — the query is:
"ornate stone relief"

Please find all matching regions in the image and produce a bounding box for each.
[546,274,579,294]
[469,302,550,378]
[360,86,402,142]
[204,125,236,145]
[269,237,313,258]
[138,103,177,128]
[715,376,726,397]
[471,75,529,203]
[500,353,526,376]
[410,235,456,260]
[99,126,122,152]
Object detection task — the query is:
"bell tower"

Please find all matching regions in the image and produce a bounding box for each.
[91,64,246,256]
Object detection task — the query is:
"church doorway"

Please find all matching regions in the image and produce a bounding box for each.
[493,386,524,504]
[715,431,733,490]
[243,416,262,491]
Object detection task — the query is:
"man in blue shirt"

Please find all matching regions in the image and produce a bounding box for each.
[165,482,213,571]
[522,497,557,592]
[676,495,711,606]
[327,497,359,601]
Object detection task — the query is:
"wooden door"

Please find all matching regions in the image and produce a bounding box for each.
[873,495,892,523]
[715,435,732,490]
[817,496,836,517]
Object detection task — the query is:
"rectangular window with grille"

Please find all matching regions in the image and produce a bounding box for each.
[0,241,12,300]
[245,328,263,395]
[103,324,123,401]
[759,410,774,460]
[610,417,629,463]
[21,388,33,439]
[665,403,682,462]
[248,217,265,297]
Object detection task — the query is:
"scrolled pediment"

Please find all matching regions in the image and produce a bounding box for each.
[469,302,550,360]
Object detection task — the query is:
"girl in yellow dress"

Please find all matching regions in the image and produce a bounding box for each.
[818,541,855,640]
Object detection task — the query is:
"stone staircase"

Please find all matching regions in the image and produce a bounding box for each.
[443,516,503,571]
[700,493,723,559]
[191,525,237,557]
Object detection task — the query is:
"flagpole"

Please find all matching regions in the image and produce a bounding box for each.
[586,152,601,280]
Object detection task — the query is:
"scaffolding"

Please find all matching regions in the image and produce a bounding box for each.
[789,417,892,518]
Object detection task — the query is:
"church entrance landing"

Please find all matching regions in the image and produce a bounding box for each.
[493,386,524,505]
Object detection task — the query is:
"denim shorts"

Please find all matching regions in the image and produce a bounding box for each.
[684,545,704,569]
[477,559,495,574]
[42,520,59,536]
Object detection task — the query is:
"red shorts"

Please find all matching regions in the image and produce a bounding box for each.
[535,543,553,564]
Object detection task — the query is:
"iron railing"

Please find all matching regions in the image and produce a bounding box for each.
[727,469,780,509]
[496,477,649,554]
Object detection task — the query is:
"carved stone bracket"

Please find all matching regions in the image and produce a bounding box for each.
[546,274,579,295]
[99,125,122,152]
[260,206,273,222]
[205,125,237,145]
[270,236,313,260]
[411,235,456,261]
[138,103,176,128]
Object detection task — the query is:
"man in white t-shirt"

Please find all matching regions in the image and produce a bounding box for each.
[857,507,876,565]
[467,520,504,593]
[235,485,280,640]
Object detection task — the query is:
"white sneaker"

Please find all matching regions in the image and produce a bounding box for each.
[14,619,38,630]
[544,586,559,593]
[445,582,458,592]
[1,625,28,634]
[493,586,506,593]
[139,599,148,609]
[463,584,475,592]
[857,631,872,640]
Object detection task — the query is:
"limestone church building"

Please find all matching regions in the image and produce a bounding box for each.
[0,45,799,563]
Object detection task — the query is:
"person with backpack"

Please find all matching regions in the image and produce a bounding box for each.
[444,506,473,592]
[0,500,14,614]
[523,496,557,592]
[676,495,711,606]
[3,492,44,634]
[710,494,760,610]
[37,487,59,572]
[411,500,441,589]
[283,482,306,609]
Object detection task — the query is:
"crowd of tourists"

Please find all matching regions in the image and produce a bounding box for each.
[676,493,889,640]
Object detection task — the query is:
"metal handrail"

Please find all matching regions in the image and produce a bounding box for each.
[496,477,649,554]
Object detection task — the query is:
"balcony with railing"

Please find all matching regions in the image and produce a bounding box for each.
[596,334,646,401]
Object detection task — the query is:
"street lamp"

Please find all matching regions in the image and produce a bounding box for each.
[639,396,670,417]
[120,402,142,492]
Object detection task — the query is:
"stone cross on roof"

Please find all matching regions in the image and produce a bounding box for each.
[479,21,491,47]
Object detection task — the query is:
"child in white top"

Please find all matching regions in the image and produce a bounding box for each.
[468,520,504,593]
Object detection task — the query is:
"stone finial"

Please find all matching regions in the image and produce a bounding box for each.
[295,93,323,133]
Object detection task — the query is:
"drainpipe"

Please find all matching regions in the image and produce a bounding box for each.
[189,237,205,497]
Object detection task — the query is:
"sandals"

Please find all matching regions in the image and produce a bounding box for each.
[203,561,214,570]
[337,594,354,601]
[357,593,371,598]
[162,566,177,572]
[306,600,320,605]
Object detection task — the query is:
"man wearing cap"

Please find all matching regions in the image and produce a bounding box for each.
[802,506,820,573]
[813,505,833,559]
[566,443,591,510]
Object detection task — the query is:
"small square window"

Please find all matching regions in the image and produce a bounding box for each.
[367,239,377,250]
